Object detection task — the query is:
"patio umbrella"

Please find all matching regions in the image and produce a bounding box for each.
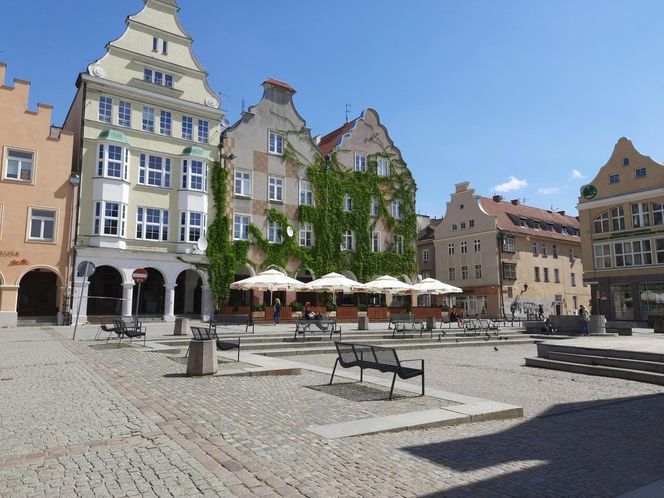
[229,269,311,304]
[411,278,462,295]
[307,272,367,305]
[363,275,414,294]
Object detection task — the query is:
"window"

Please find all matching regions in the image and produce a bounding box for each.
[609,174,620,184]
[99,96,112,123]
[561,226,569,235]
[28,208,56,241]
[354,153,366,172]
[143,69,173,88]
[370,197,379,217]
[268,131,283,155]
[594,243,612,269]
[233,214,250,240]
[460,222,466,230]
[396,235,404,255]
[160,111,172,136]
[142,107,155,133]
[268,177,283,202]
[503,263,516,280]
[300,223,313,247]
[377,158,388,176]
[452,223,458,231]
[181,159,207,191]
[552,244,558,258]
[547,224,554,232]
[543,268,549,282]
[653,203,664,226]
[94,201,126,237]
[623,157,630,166]
[534,267,541,281]
[534,222,541,230]
[474,239,480,252]
[656,239,664,264]
[97,144,129,180]
[180,211,206,243]
[554,268,560,283]
[449,267,456,281]
[268,220,282,244]
[235,170,251,197]
[569,248,576,261]
[162,40,168,55]
[520,218,527,227]
[635,167,647,178]
[573,296,578,310]
[615,239,653,267]
[594,211,609,233]
[461,241,467,254]
[391,200,402,220]
[344,195,353,212]
[164,74,173,88]
[152,37,158,52]
[632,203,650,228]
[502,235,515,252]
[571,273,576,286]
[118,100,131,127]
[342,230,354,251]
[532,242,538,256]
[182,116,193,140]
[295,180,313,206]
[422,249,430,262]
[448,243,455,255]
[4,149,34,182]
[611,207,625,231]
[475,264,482,279]
[136,207,168,241]
[198,120,209,144]
[469,219,475,228]
[461,265,469,279]
[139,154,171,188]
[507,287,513,298]
[542,244,548,257]
[372,232,380,252]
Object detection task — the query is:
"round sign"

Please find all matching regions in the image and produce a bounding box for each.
[132,268,148,283]
[77,261,96,277]
[581,184,597,200]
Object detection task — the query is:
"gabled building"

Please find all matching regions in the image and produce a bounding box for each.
[578,137,664,323]
[63,0,223,323]
[434,182,590,317]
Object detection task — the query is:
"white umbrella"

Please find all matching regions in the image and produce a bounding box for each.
[363,275,414,294]
[230,269,310,304]
[307,272,367,293]
[411,278,462,295]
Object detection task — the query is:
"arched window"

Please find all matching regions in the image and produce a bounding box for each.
[593,211,609,233]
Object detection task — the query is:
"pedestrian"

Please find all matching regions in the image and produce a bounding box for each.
[538,304,544,320]
[273,298,282,325]
[510,302,516,321]
[579,304,590,335]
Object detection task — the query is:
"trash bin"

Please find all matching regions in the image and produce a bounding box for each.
[358,315,369,330]
[174,317,190,336]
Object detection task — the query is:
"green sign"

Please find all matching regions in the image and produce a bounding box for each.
[581,184,597,200]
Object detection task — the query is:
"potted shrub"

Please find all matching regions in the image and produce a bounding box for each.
[251,303,265,319]
[358,303,368,317]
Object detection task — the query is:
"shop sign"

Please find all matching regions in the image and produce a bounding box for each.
[0,251,20,258]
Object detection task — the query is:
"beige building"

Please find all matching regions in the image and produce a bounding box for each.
[0,63,76,327]
[434,182,590,317]
[63,0,223,323]
[578,137,664,323]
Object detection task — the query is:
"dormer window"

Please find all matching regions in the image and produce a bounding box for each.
[534,222,541,230]
[519,218,527,227]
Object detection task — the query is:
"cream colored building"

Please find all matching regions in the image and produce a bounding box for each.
[578,137,664,323]
[63,0,223,323]
[0,63,76,327]
[434,182,590,317]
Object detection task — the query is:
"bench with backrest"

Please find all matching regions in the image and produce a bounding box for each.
[189,326,241,361]
[110,319,146,347]
[294,313,341,340]
[210,314,254,334]
[477,318,500,334]
[329,342,424,400]
[389,313,425,337]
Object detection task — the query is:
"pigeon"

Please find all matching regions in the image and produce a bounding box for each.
[455,338,459,343]
[484,336,489,341]
[494,346,499,352]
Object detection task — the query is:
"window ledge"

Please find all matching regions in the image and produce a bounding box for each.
[268,199,284,204]
[235,194,252,199]
[26,239,56,245]
[2,178,34,185]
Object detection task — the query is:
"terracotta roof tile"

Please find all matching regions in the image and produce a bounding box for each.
[263,79,295,92]
[318,121,353,155]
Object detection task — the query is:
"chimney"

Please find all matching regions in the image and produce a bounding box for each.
[511,199,519,206]
[557,210,566,216]
[492,195,503,203]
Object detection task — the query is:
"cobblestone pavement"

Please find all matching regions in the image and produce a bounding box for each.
[1,327,664,497]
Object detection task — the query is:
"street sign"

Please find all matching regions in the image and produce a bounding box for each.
[132,268,148,283]
[77,261,96,277]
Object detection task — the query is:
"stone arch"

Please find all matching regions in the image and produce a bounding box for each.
[229,263,255,307]
[295,268,315,282]
[16,266,62,317]
[174,269,202,315]
[133,267,165,316]
[15,265,63,286]
[87,265,123,316]
[265,264,287,275]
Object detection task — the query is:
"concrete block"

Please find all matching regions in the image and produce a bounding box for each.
[358,315,369,330]
[425,316,435,331]
[174,317,190,336]
[186,340,217,376]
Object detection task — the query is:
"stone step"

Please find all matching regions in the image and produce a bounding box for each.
[549,352,664,374]
[524,357,664,386]
[537,343,664,364]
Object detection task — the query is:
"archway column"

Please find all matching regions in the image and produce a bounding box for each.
[122,283,134,319]
[163,284,176,322]
[201,286,213,321]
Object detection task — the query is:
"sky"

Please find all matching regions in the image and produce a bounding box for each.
[3,0,664,219]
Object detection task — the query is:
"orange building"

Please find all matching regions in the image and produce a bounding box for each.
[0,63,76,327]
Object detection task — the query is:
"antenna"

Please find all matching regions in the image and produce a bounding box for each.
[345,104,352,123]
[241,97,246,113]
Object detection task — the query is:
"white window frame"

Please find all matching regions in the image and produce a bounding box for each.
[391,200,402,220]
[344,194,353,212]
[474,239,480,252]
[198,120,209,144]
[268,220,282,244]
[139,154,171,188]
[653,203,664,226]
[118,100,131,127]
[97,143,129,181]
[144,68,173,88]
[475,264,482,279]
[396,235,404,255]
[422,248,430,262]
[461,241,467,254]
[268,176,284,202]
[233,214,250,241]
[632,203,650,228]
[342,230,354,251]
[94,201,126,238]
[181,159,207,192]
[594,243,612,269]
[299,223,313,247]
[136,207,169,241]
[377,158,389,176]
[181,115,193,141]
[179,211,207,243]
[235,170,252,197]
[99,95,112,123]
[594,211,609,233]
[370,196,379,217]
[502,263,517,279]
[354,153,366,172]
[27,207,57,242]
[268,131,284,155]
[142,106,155,133]
[299,180,313,206]
[448,243,455,255]
[160,110,172,136]
[372,232,381,252]
[3,147,35,183]
[503,236,515,252]
[461,265,469,280]
[449,267,456,281]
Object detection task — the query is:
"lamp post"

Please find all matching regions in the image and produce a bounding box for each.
[64,174,80,324]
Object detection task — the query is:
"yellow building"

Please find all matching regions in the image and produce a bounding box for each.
[0,63,76,327]
[578,137,664,323]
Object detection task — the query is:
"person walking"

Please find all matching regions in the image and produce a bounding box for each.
[273,298,282,325]
[579,304,590,336]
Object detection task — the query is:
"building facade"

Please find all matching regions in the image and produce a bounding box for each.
[0,63,76,327]
[434,182,590,317]
[416,215,441,306]
[63,0,223,324]
[578,137,664,323]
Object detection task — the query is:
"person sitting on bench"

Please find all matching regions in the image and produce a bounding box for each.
[304,302,321,321]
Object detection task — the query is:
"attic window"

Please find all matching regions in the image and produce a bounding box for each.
[519,218,527,228]
[534,222,541,230]
[623,157,630,166]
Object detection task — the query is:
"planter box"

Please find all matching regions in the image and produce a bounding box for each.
[336,306,358,321]
[251,311,265,319]
[413,307,442,319]
[358,311,368,317]
[368,307,388,320]
[218,306,251,315]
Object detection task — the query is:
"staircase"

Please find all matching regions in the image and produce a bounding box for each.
[17,316,58,327]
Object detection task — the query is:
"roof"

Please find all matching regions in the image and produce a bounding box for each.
[318,121,354,155]
[263,79,295,93]
[181,146,207,159]
[98,129,129,145]
[479,197,580,242]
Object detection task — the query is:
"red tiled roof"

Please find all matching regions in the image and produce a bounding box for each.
[318,122,353,155]
[263,79,295,92]
[479,197,580,242]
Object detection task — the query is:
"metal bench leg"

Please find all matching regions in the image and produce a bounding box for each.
[389,372,397,400]
[360,368,363,383]
[329,358,339,385]
[421,370,425,397]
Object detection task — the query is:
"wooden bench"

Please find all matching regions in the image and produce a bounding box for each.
[294,313,341,340]
[330,342,425,400]
[190,326,241,361]
[210,314,254,334]
[389,313,425,337]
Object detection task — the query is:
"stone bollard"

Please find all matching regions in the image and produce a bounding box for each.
[174,317,190,336]
[186,340,217,376]
[358,315,369,330]
[425,316,435,331]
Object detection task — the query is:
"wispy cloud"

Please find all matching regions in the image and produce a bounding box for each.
[538,187,560,195]
[570,169,586,180]
[494,176,528,193]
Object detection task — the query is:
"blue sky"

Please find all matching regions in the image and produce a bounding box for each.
[3,0,664,218]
